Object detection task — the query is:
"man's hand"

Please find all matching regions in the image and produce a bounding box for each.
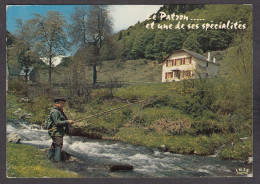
[68,120,74,124]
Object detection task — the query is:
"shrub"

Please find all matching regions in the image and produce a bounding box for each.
[214,99,236,115]
[218,138,253,161]
[189,118,232,135]
[8,79,27,95]
[26,95,51,125]
[149,118,191,135]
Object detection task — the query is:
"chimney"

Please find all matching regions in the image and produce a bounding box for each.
[208,52,212,61]
[213,57,216,63]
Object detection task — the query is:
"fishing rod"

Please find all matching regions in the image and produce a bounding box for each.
[74,98,148,123]
[47,94,170,132]
[48,95,166,132]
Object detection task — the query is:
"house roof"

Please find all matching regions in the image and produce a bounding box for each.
[20,66,35,76]
[161,49,220,66]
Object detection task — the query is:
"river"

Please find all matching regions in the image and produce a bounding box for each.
[6,119,251,178]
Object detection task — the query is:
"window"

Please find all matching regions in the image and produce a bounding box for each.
[186,57,192,64]
[174,70,180,79]
[183,71,191,78]
[176,59,182,66]
[168,60,173,67]
[166,60,174,67]
[165,72,173,79]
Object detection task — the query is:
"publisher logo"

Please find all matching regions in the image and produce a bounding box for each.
[236,168,250,175]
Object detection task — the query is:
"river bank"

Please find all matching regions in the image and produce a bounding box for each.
[6,142,80,178]
[6,81,253,162]
[6,119,253,177]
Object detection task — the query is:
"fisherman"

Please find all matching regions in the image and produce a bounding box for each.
[46,97,74,163]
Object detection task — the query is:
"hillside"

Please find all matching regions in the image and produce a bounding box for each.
[38,49,225,84]
[112,4,251,60]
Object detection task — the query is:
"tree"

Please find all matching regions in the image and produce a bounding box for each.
[8,19,39,81]
[69,5,113,85]
[222,26,252,118]
[163,31,184,54]
[130,33,146,59]
[152,30,167,60]
[30,11,69,83]
[182,34,203,54]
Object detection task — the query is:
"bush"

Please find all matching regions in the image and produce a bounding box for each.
[189,118,232,135]
[26,95,51,124]
[218,138,253,161]
[8,79,27,95]
[214,99,236,115]
[170,79,218,118]
[149,118,191,135]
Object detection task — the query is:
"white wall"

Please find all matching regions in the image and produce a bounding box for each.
[207,62,219,77]
[162,51,219,82]
[161,52,195,82]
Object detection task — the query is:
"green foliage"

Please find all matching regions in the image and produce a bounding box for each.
[112,4,251,60]
[8,79,26,94]
[6,143,79,177]
[6,93,21,119]
[190,118,231,135]
[169,79,217,118]
[114,83,172,100]
[26,95,51,124]
[182,34,203,54]
[218,138,253,160]
[221,27,252,119]
[163,31,184,53]
[58,56,73,67]
[114,127,225,155]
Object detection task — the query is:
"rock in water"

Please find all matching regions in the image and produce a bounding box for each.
[7,133,21,143]
[61,151,80,162]
[247,157,253,164]
[110,164,134,172]
[159,144,167,152]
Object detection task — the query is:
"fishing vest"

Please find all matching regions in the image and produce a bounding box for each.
[47,107,68,137]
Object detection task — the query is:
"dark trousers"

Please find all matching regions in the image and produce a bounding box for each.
[48,136,63,162]
[51,136,63,149]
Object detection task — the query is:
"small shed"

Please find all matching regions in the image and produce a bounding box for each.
[19,66,38,82]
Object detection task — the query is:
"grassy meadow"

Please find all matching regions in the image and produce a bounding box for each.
[7,78,253,161]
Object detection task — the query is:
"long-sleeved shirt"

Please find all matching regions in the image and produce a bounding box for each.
[47,107,69,137]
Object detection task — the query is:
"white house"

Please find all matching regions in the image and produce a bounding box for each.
[161,49,219,82]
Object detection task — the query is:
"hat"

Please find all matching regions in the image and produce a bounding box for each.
[53,97,67,103]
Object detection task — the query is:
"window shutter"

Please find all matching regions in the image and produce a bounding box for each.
[189,71,191,77]
[165,73,167,79]
[166,60,168,67]
[183,58,186,64]
[172,60,174,66]
[175,59,177,66]
[180,58,182,65]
